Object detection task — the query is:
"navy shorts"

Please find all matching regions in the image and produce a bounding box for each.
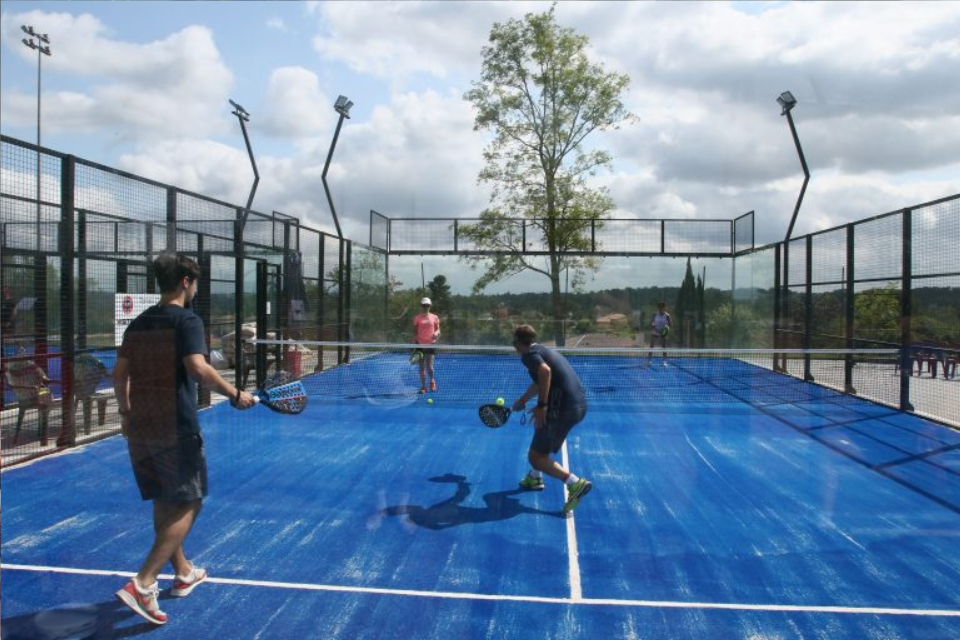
[128,433,208,503]
[530,404,587,455]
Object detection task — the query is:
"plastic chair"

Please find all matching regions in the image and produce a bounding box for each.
[4,360,54,445]
[72,354,109,434]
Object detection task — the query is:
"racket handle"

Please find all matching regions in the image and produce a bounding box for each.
[232,391,260,407]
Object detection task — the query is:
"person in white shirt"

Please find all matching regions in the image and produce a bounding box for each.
[649,301,672,351]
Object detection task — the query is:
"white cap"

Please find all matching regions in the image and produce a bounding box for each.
[420,297,432,306]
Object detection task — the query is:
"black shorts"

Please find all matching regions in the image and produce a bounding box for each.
[128,433,208,503]
[416,347,436,356]
[530,404,587,455]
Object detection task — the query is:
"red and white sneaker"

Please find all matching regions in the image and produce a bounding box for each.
[170,565,208,597]
[116,578,167,625]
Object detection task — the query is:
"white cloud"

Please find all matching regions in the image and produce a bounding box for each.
[276,89,492,235]
[2,0,958,274]
[309,1,529,84]
[117,139,253,204]
[1,12,233,142]
[258,67,331,138]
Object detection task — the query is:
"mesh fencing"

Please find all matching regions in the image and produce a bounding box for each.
[373,211,744,256]
[1,132,957,468]
[1,135,351,466]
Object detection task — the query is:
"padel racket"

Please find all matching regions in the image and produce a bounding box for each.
[409,349,424,365]
[478,404,527,428]
[237,371,308,414]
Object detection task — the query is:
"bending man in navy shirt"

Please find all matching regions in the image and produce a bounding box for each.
[510,324,592,513]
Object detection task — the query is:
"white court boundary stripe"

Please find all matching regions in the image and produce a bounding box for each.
[561,441,583,601]
[3,563,958,617]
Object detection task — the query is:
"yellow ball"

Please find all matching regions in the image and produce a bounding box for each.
[496,397,505,406]
[427,398,434,404]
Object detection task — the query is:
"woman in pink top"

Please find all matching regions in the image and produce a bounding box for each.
[412,297,441,393]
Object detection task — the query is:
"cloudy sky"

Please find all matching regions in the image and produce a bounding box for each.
[2,1,959,293]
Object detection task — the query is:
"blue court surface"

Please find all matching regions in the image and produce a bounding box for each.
[2,354,959,639]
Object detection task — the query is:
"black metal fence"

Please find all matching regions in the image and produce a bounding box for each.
[1,135,353,466]
[370,209,754,257]
[2,132,957,467]
[733,193,959,423]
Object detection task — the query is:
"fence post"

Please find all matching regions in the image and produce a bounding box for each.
[234,215,244,388]
[773,243,782,371]
[844,223,856,393]
[255,260,268,389]
[341,239,352,364]
[804,235,813,381]
[899,208,913,411]
[56,154,77,447]
[197,247,212,408]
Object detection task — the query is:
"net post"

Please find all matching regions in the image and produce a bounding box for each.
[255,261,268,389]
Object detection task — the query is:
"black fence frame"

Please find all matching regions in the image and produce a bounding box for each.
[1,135,352,463]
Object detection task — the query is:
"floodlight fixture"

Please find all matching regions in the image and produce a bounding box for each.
[229,98,250,122]
[334,95,353,119]
[21,25,51,51]
[777,91,797,116]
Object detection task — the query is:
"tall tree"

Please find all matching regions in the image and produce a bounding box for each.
[696,271,705,348]
[460,4,635,345]
[427,275,452,313]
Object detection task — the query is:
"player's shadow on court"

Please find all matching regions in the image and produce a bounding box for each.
[381,473,564,530]
[0,599,163,638]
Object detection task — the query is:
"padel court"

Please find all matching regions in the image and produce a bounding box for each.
[2,350,959,639]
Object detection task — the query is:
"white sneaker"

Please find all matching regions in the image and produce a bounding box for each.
[170,565,207,597]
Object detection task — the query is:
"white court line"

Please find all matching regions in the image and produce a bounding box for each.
[561,441,583,601]
[4,564,959,618]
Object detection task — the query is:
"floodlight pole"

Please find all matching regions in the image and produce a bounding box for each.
[229,99,259,388]
[323,96,353,240]
[21,25,51,252]
[779,92,809,242]
[230,100,259,233]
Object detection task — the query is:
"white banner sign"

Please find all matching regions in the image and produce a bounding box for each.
[115,293,160,346]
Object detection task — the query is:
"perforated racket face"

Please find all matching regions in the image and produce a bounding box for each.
[263,371,295,389]
[266,396,307,414]
[479,404,510,428]
[259,375,308,414]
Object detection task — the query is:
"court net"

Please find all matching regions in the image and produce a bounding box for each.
[247,341,903,412]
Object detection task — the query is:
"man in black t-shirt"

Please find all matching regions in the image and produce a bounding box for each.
[113,253,255,625]
[510,324,592,513]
